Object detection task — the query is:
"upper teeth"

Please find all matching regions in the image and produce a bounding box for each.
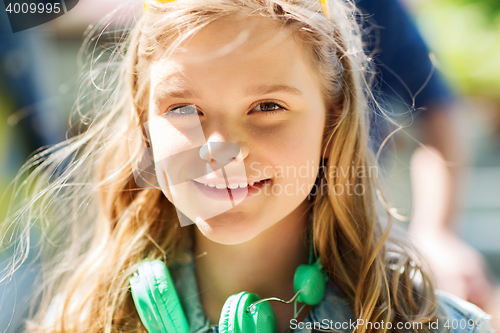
[199,181,261,189]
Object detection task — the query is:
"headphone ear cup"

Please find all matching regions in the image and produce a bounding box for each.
[130,260,189,333]
[219,292,278,333]
[219,293,241,333]
[293,262,328,306]
[130,266,166,333]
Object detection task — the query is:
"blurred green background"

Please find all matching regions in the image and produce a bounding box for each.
[411,0,500,101]
[0,0,499,331]
[388,0,500,274]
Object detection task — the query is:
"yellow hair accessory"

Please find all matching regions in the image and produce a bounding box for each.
[143,0,175,12]
[320,0,328,18]
[144,0,328,18]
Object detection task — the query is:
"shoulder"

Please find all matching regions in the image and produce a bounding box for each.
[434,290,495,333]
[302,282,496,333]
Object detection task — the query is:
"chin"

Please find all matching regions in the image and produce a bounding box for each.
[194,215,264,245]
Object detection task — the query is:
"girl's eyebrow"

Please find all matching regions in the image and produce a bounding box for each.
[245,84,303,96]
[152,86,202,105]
[162,88,201,99]
[153,84,303,102]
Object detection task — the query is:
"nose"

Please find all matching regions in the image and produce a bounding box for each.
[198,116,250,170]
[199,141,241,170]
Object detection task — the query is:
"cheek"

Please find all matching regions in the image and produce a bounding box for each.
[256,114,324,166]
[148,114,207,159]
[148,117,200,201]
[249,113,324,195]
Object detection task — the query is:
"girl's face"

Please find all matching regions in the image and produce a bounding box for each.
[148,15,326,245]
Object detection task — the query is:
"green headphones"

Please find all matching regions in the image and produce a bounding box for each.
[129,257,327,333]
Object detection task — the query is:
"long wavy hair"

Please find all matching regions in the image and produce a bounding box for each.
[1,0,439,332]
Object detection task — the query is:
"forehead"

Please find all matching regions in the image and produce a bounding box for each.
[149,15,319,97]
[173,15,295,58]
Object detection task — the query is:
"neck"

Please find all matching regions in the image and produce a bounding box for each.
[194,200,311,331]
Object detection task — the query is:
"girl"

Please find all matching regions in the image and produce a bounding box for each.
[2,0,493,332]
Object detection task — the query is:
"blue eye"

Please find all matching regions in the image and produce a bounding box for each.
[165,105,201,118]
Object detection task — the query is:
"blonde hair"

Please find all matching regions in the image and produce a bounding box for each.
[1,0,439,332]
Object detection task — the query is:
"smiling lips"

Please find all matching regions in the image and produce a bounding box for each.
[191,178,271,204]
[192,179,268,189]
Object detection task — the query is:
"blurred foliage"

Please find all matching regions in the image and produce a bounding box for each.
[0,89,15,222]
[410,0,500,101]
[448,0,500,22]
